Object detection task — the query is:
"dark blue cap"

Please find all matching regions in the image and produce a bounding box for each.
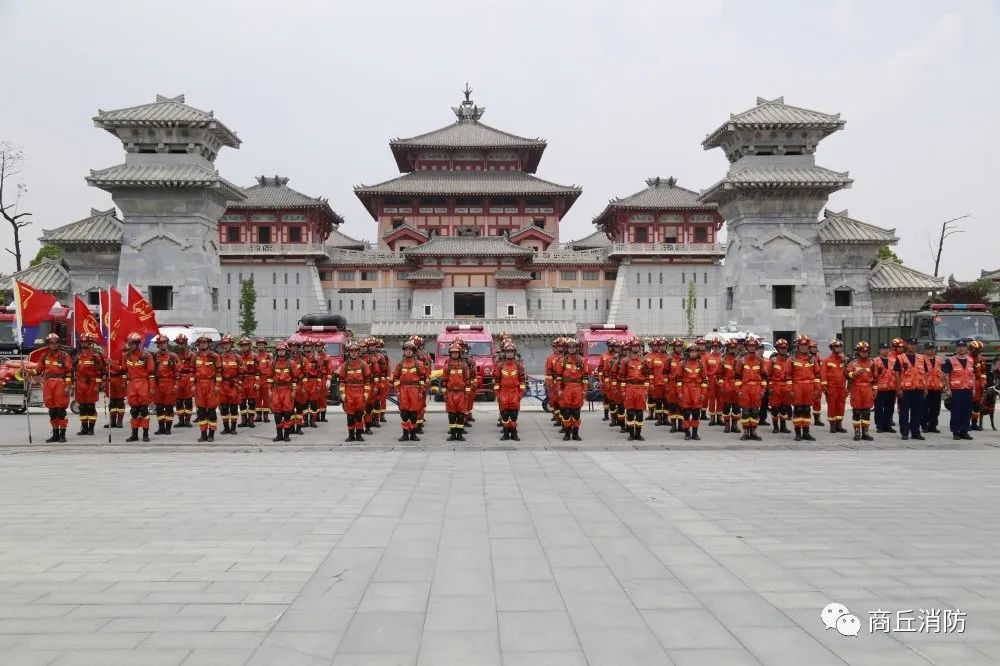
[907,337,918,344]
[955,338,969,346]
[879,342,890,349]
[924,342,936,349]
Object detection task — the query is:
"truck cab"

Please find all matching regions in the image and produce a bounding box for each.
[577,324,630,372]
[434,324,495,400]
[288,318,352,403]
[0,305,72,357]
[912,304,1000,359]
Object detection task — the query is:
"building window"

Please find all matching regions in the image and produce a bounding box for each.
[392,218,404,229]
[582,271,599,281]
[288,226,302,243]
[227,273,231,285]
[694,226,708,243]
[397,298,401,311]
[560,270,577,281]
[693,272,697,284]
[361,300,365,310]
[726,287,733,311]
[693,298,697,310]
[583,300,587,310]
[648,272,651,284]
[87,291,100,306]
[350,300,354,311]
[226,226,240,242]
[319,272,331,281]
[149,286,173,310]
[658,272,663,285]
[327,299,331,310]
[284,299,288,310]
[295,272,300,285]
[339,271,355,281]
[594,299,598,310]
[423,304,433,317]
[773,285,794,309]
[648,298,652,309]
[659,298,663,309]
[296,298,300,309]
[537,299,541,310]
[284,272,288,285]
[635,227,648,242]
[533,219,545,229]
[637,298,641,310]
[636,273,641,285]
[605,271,616,280]
[362,271,377,281]
[704,297,708,309]
[238,272,242,283]
[227,298,231,310]
[704,272,708,284]
[605,299,610,310]
[572,299,576,310]
[273,299,277,310]
[258,226,271,243]
[530,271,538,280]
[211,289,219,311]
[272,272,276,284]
[835,289,853,307]
[506,304,516,317]
[682,273,686,283]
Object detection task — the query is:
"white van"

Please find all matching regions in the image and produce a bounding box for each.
[147,325,222,349]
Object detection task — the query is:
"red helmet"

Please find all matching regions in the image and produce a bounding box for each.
[796,335,810,346]
[175,333,188,345]
[154,334,169,345]
[275,341,288,352]
[238,337,251,346]
[829,339,843,349]
[449,342,463,353]
[46,333,60,344]
[775,338,789,349]
[856,341,871,353]
[78,333,93,344]
[346,341,359,352]
[402,340,416,350]
[220,334,234,345]
[127,332,142,344]
[195,335,211,344]
[970,339,984,353]
[256,337,267,345]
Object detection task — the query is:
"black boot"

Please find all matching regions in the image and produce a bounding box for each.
[45,429,59,443]
[207,430,214,441]
[814,413,824,426]
[409,432,420,441]
[779,421,790,434]
[283,430,290,442]
[500,429,510,441]
[126,429,139,442]
[692,427,700,441]
[794,427,802,442]
[602,409,609,421]
[165,423,172,435]
[142,429,150,442]
[77,425,88,436]
[627,427,636,441]
[861,428,873,441]
[154,423,166,435]
[723,422,731,434]
[398,432,410,442]
[633,428,645,442]
[802,427,815,442]
[346,431,356,443]
[772,421,779,433]
[510,430,520,441]
[684,428,692,441]
[355,431,365,442]
[273,432,284,442]
[572,428,581,441]
[447,432,457,441]
[198,431,209,442]
[563,429,571,441]
[456,431,465,441]
[853,429,861,441]
[750,428,762,441]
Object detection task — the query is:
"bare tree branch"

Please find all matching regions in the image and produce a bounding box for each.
[932,214,972,278]
[0,142,31,272]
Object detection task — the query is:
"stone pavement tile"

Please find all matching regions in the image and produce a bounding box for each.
[622,579,702,610]
[488,523,536,539]
[359,582,431,613]
[909,642,997,664]
[245,644,330,666]
[0,618,110,635]
[180,648,256,665]
[417,629,499,666]
[822,646,932,666]
[429,568,495,597]
[0,652,66,666]
[492,558,552,582]
[50,650,190,665]
[274,609,355,633]
[256,631,343,660]
[552,567,623,596]
[331,654,416,666]
[425,595,497,632]
[728,626,848,666]
[495,581,565,612]
[668,565,752,594]
[211,616,283,633]
[434,546,491,571]
[667,647,763,665]
[576,627,674,666]
[590,537,673,579]
[12,633,149,651]
[373,557,436,582]
[140,632,266,650]
[759,590,831,609]
[338,612,424,654]
[100,617,222,633]
[0,606,78,620]
[497,611,580,652]
[563,593,646,629]
[541,545,604,568]
[642,609,741,649]
[490,538,545,560]
[696,592,795,628]
[500,652,588,666]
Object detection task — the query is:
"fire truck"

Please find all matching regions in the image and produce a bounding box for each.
[287,313,352,404]
[0,305,73,357]
[577,324,631,373]
[433,324,495,400]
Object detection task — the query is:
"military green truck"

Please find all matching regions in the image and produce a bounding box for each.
[841,304,999,360]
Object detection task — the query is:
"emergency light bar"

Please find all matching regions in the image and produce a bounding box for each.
[445,325,484,332]
[930,304,988,311]
[589,324,629,331]
[298,325,339,333]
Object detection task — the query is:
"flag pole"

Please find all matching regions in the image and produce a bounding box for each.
[13,283,32,445]
[106,286,113,445]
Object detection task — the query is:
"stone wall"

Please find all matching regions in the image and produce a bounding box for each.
[610,263,722,336]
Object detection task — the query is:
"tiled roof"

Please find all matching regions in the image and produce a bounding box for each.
[703,96,844,149]
[87,163,247,200]
[40,208,123,245]
[326,228,367,250]
[869,260,945,292]
[324,249,406,266]
[94,94,240,147]
[355,171,581,215]
[531,249,609,265]
[509,225,554,241]
[566,230,612,250]
[403,236,533,257]
[392,120,545,151]
[980,268,1000,281]
[370,319,576,337]
[494,269,533,281]
[405,269,445,281]
[818,209,898,245]
[607,177,715,211]
[9,258,70,294]
[230,176,345,224]
[382,224,428,241]
[699,165,852,202]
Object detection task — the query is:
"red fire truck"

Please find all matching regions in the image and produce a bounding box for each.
[288,313,352,403]
[433,324,495,400]
[577,324,631,373]
[0,305,73,357]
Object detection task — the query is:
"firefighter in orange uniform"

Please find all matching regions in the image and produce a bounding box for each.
[339,341,371,442]
[678,342,707,440]
[970,339,988,431]
[736,337,766,441]
[791,336,821,441]
[269,342,297,442]
[765,339,792,433]
[545,338,565,429]
[393,340,427,442]
[443,342,472,441]
[704,338,722,426]
[104,345,128,429]
[288,340,306,434]
[314,339,329,423]
[648,338,668,426]
[174,334,195,428]
[496,340,526,441]
[847,341,876,441]
[376,339,391,424]
[301,340,321,429]
[874,342,897,432]
[821,340,848,434]
[894,337,928,440]
[193,335,221,442]
[357,339,376,433]
[808,340,825,427]
[620,338,651,441]
[74,333,105,436]
[557,338,588,441]
[597,339,616,422]
[36,333,73,442]
[151,334,179,436]
[255,338,273,424]
[122,332,155,442]
[218,335,242,435]
[461,340,477,426]
[922,342,944,434]
[414,336,432,434]
[236,337,259,428]
[718,339,743,434]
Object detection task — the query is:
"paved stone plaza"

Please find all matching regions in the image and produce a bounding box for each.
[1,410,1000,665]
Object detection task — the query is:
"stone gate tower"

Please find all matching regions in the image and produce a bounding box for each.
[87,94,244,328]
[698,97,853,341]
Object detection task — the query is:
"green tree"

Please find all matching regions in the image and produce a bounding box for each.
[935,278,995,305]
[238,275,257,338]
[685,279,697,337]
[29,244,61,267]
[876,245,902,265]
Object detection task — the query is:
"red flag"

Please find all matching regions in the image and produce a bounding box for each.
[127,284,159,336]
[108,287,140,358]
[73,294,105,346]
[13,280,57,327]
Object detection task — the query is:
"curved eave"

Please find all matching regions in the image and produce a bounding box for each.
[820,238,900,245]
[702,120,845,151]
[93,118,241,148]
[390,143,546,173]
[86,176,247,201]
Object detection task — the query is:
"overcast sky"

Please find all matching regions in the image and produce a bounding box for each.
[0,0,996,279]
